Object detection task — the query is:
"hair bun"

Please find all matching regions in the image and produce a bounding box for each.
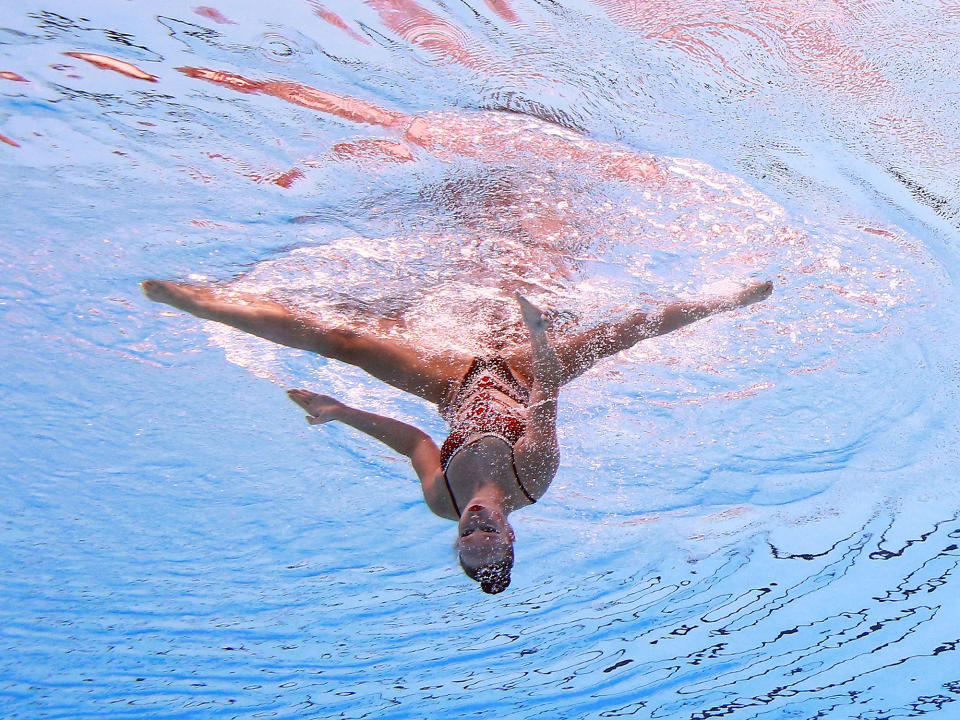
[479,568,511,594]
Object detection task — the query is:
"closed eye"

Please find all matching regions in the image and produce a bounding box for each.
[461,525,497,536]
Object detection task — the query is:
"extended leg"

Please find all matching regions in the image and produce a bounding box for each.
[142,281,471,404]
[508,281,773,386]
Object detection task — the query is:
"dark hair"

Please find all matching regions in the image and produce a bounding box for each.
[460,552,514,594]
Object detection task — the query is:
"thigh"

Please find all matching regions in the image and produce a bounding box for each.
[316,321,473,405]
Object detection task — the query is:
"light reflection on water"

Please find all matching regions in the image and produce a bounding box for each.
[2,1,960,718]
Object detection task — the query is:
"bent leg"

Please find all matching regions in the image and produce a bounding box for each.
[515,293,562,391]
[142,281,471,404]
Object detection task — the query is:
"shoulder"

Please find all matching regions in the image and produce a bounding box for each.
[511,440,559,502]
[421,468,460,521]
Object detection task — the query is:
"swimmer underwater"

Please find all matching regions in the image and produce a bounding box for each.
[142,279,773,594]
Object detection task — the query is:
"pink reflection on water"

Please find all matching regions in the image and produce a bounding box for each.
[176,67,405,127]
[482,0,520,24]
[64,52,158,82]
[594,0,890,98]
[192,6,237,24]
[205,152,303,189]
[330,139,417,164]
[308,1,371,44]
[366,0,485,68]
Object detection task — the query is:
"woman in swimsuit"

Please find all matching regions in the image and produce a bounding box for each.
[141,279,773,593]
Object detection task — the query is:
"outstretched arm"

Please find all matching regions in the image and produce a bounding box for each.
[287,389,447,512]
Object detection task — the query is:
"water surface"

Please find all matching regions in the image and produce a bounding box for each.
[2,1,960,718]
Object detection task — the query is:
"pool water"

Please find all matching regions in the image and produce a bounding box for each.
[2,1,960,718]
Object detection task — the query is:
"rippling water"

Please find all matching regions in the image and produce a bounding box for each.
[3,1,960,718]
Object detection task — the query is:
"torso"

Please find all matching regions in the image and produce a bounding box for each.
[437,357,537,517]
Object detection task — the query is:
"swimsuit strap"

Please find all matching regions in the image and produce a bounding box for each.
[443,471,462,517]
[513,458,537,505]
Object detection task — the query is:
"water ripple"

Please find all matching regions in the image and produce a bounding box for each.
[3,1,960,718]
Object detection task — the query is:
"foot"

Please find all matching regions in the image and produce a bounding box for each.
[735,280,774,307]
[515,293,562,391]
[141,280,210,310]
[515,292,550,335]
[286,389,344,425]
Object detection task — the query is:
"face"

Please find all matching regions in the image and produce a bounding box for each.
[457,504,515,570]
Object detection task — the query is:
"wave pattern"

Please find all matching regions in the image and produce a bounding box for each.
[5,501,960,718]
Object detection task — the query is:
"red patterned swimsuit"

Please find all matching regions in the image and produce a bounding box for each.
[439,357,537,516]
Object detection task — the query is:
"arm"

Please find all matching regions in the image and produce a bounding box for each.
[287,389,451,516]
[326,403,433,459]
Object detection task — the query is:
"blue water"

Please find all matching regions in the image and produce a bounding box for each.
[3,1,960,718]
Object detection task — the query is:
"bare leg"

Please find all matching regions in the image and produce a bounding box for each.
[515,293,561,391]
[287,389,343,425]
[142,280,471,404]
[508,281,773,386]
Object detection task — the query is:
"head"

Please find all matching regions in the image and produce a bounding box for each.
[457,503,515,594]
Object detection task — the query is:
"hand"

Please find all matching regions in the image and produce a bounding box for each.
[286,388,345,425]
